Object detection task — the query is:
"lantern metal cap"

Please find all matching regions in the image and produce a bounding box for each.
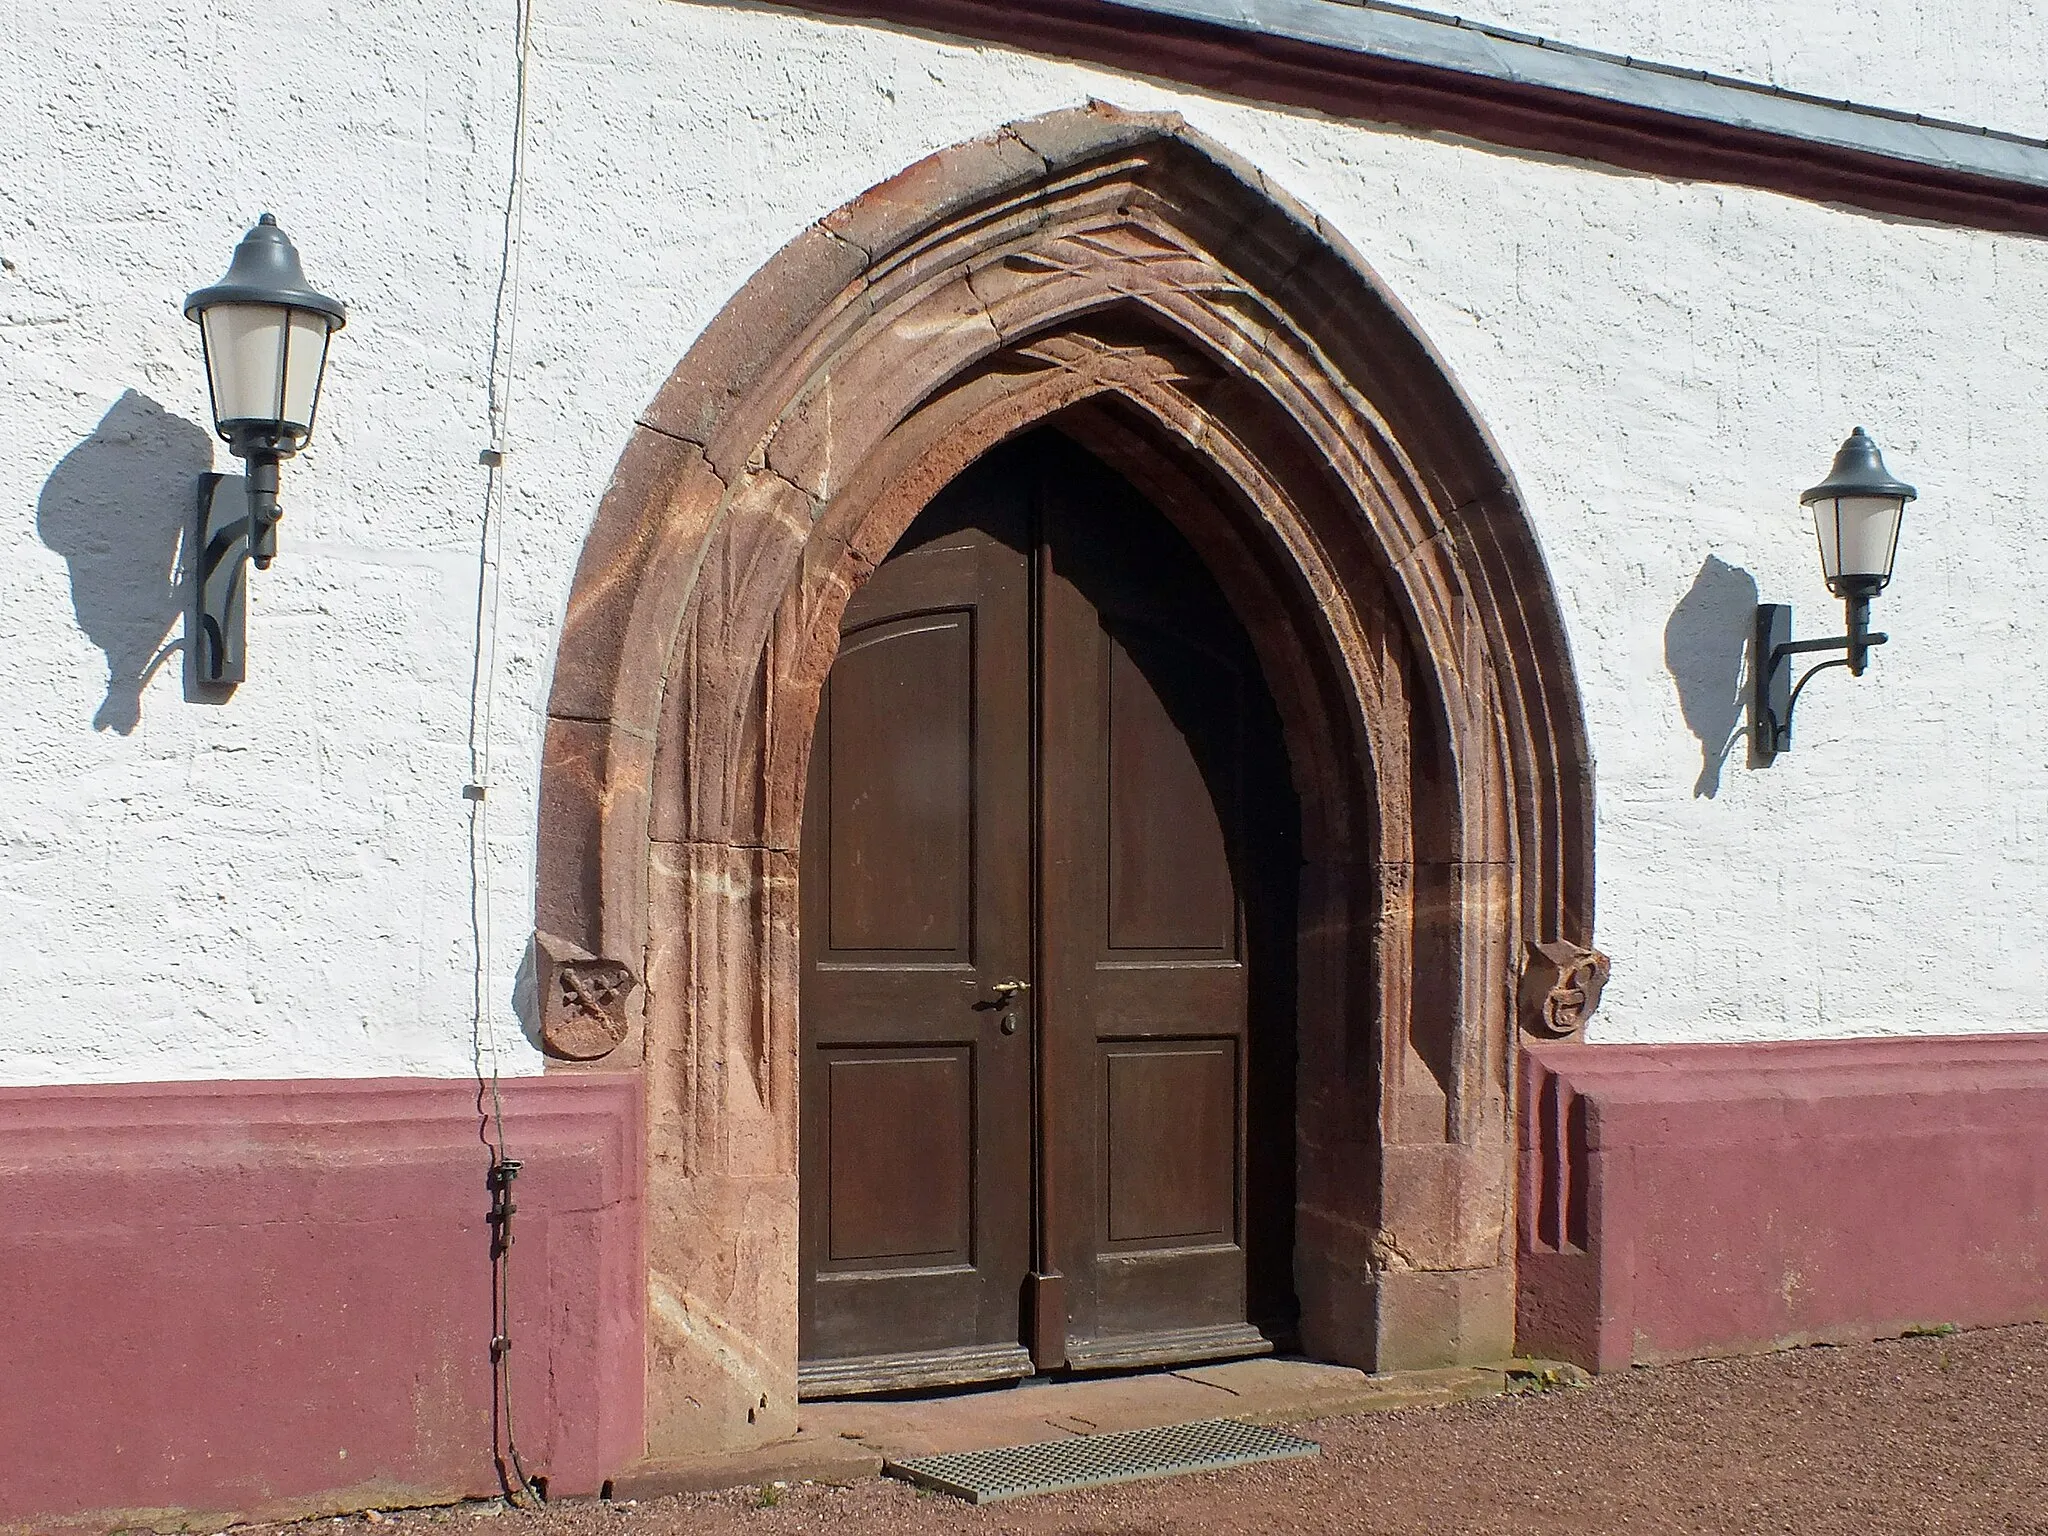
[1800,426,1916,506]
[183,213,346,329]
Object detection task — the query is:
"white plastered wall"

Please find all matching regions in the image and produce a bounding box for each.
[1448,0,2048,140]
[2,0,2045,1084]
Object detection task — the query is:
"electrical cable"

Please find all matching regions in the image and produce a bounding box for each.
[467,0,541,1509]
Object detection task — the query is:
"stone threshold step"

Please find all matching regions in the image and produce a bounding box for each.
[605,1356,1550,1502]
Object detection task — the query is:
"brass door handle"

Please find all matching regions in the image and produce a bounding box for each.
[991,978,1031,998]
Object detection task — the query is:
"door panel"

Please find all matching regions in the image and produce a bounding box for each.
[1103,1041,1238,1246]
[825,613,975,954]
[1106,635,1238,954]
[823,1048,974,1265]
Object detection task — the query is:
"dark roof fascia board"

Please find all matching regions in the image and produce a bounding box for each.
[780,0,2048,236]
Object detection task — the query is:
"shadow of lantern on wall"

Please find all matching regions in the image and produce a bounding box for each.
[183,214,346,688]
[1752,428,1917,760]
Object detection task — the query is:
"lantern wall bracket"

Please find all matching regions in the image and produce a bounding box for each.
[1751,597,1887,761]
[193,471,249,689]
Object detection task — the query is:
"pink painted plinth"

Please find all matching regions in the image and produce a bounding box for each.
[0,1075,643,1527]
[1518,1035,2048,1370]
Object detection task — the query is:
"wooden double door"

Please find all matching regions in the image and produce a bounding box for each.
[798,429,1298,1396]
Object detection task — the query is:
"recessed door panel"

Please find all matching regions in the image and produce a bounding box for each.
[1107,637,1237,955]
[1104,1041,1238,1246]
[825,1048,974,1266]
[827,613,974,955]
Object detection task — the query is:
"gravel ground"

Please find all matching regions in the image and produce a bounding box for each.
[264,1324,2048,1536]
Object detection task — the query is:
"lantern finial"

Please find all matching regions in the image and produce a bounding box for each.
[1801,426,1917,511]
[183,215,345,330]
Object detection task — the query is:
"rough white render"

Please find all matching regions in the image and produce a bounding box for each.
[2,0,2045,1085]
[1445,0,2048,140]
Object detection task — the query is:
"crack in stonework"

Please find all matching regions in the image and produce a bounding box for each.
[1391,482,1513,575]
[547,709,656,744]
[633,415,711,454]
[1370,1231,1420,1272]
[652,837,794,853]
[997,126,1052,181]
[812,125,1051,272]
[767,468,825,520]
[813,220,874,266]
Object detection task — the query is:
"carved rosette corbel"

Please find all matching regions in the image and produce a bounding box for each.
[536,930,640,1061]
[1519,940,1610,1040]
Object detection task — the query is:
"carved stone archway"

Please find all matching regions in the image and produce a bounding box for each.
[538,103,1595,1462]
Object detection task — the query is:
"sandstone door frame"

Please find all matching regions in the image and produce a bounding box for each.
[537,103,1596,1462]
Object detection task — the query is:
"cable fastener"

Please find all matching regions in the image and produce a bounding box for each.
[488,1157,523,1258]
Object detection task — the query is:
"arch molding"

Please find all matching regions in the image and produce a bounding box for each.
[538,102,1596,1460]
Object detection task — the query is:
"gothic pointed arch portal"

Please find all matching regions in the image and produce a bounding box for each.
[539,103,1596,1461]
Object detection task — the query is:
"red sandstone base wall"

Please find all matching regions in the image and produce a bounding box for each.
[1518,1035,2048,1371]
[0,1075,643,1529]
[14,1040,2048,1524]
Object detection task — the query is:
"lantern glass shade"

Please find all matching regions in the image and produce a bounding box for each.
[1812,492,1906,595]
[198,303,336,449]
[184,214,345,458]
[1800,428,1915,599]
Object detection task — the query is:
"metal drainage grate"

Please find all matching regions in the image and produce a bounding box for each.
[884,1417,1320,1504]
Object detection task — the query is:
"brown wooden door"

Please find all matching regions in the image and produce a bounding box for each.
[799,430,1297,1395]
[1036,441,1296,1370]
[796,460,1037,1397]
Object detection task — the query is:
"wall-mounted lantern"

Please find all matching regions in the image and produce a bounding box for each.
[185,214,346,685]
[1752,428,1916,760]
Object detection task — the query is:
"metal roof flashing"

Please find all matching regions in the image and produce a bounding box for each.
[1107,0,2048,193]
